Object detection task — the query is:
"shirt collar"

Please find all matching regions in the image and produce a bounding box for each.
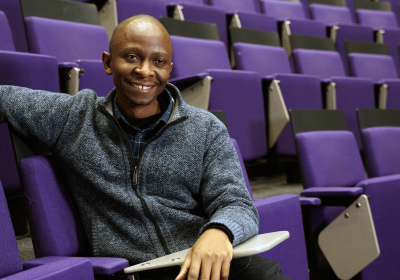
[113,89,173,130]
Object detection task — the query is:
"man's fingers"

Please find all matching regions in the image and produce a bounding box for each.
[187,252,202,280]
[199,253,214,280]
[220,258,231,280]
[175,250,192,280]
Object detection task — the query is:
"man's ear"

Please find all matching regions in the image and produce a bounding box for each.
[102,52,113,75]
[169,62,173,73]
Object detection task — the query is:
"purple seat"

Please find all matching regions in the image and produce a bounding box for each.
[348,53,400,108]
[260,0,326,37]
[18,154,129,275]
[309,4,354,25]
[231,138,310,280]
[0,180,95,279]
[0,0,28,52]
[0,11,16,51]
[117,0,167,21]
[233,43,323,156]
[296,130,400,279]
[292,49,376,148]
[170,36,267,161]
[208,0,261,13]
[356,9,399,29]
[362,126,400,177]
[24,16,114,97]
[307,3,374,75]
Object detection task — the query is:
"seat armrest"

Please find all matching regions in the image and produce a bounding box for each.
[301,187,363,197]
[299,197,321,206]
[11,258,94,280]
[169,72,209,89]
[58,62,79,69]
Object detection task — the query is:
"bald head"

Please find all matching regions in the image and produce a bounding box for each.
[109,15,172,57]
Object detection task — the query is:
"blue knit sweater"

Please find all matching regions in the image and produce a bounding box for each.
[0,83,259,265]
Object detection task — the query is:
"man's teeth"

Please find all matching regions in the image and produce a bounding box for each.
[133,84,152,90]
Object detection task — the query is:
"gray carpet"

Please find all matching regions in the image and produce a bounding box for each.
[16,174,303,262]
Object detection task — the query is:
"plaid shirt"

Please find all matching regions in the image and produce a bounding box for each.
[113,89,173,163]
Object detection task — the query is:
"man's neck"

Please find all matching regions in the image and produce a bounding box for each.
[117,97,161,119]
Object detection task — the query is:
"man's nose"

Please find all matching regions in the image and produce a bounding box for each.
[134,60,154,77]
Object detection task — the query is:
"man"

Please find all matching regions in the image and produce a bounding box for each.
[0,15,290,280]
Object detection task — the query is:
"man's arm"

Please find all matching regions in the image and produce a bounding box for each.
[0,86,85,149]
[176,117,259,280]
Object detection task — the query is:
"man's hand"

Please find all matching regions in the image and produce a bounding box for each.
[175,228,233,280]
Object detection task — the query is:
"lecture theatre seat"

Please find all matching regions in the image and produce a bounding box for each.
[0,180,96,280]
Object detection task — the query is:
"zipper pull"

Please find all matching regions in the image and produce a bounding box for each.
[133,166,138,186]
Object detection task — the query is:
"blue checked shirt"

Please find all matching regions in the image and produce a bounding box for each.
[113,89,173,163]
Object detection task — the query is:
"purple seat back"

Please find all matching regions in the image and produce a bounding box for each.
[0,180,23,277]
[208,0,259,13]
[362,126,400,177]
[256,194,309,280]
[356,9,399,29]
[0,124,20,191]
[261,0,306,20]
[170,36,231,78]
[25,17,109,63]
[348,53,399,80]
[176,3,228,49]
[0,11,16,51]
[19,155,91,258]
[116,0,167,22]
[0,0,28,52]
[234,43,292,75]
[309,4,354,25]
[0,51,60,92]
[230,138,253,199]
[296,130,366,188]
[293,49,346,79]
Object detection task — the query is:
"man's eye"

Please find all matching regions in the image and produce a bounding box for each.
[128,55,138,60]
[155,59,165,64]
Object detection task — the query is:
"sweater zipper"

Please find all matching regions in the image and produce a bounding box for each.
[99,103,188,255]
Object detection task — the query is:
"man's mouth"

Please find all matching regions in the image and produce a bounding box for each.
[130,82,155,90]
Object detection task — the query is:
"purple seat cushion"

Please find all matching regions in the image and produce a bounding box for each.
[19,155,91,258]
[234,43,292,75]
[261,0,306,20]
[0,11,15,51]
[355,174,400,279]
[309,4,354,25]
[117,0,167,21]
[255,194,309,280]
[207,69,267,160]
[293,49,346,79]
[0,181,23,277]
[348,53,399,81]
[0,51,60,92]
[76,59,114,97]
[170,36,231,78]
[23,256,128,275]
[356,9,398,29]
[301,186,363,196]
[25,17,109,63]
[296,131,367,188]
[13,258,94,280]
[362,127,400,177]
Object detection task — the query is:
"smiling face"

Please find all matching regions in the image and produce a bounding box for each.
[103,16,173,118]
